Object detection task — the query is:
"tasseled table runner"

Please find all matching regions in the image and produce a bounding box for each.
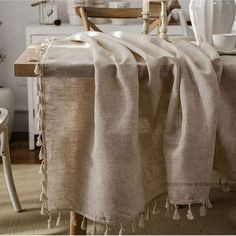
[32,32,236,234]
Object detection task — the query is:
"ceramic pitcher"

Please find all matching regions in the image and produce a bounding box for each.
[189,0,236,45]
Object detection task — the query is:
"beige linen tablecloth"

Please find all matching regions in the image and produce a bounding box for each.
[214,56,236,181]
[34,32,235,233]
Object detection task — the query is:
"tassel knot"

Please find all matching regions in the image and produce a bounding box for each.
[40,202,46,215]
[200,204,207,216]
[56,213,61,227]
[138,213,145,229]
[173,204,181,220]
[145,207,151,220]
[41,179,46,188]
[152,200,160,215]
[165,197,170,209]
[34,63,41,75]
[37,79,42,92]
[186,204,194,220]
[81,217,86,231]
[40,191,46,202]
[47,211,52,229]
[104,224,109,235]
[222,184,230,193]
[131,219,136,233]
[39,160,45,174]
[47,219,51,229]
[36,135,42,147]
[39,148,44,161]
[205,198,212,209]
[37,120,42,132]
[220,177,231,192]
[91,221,96,235]
[71,214,77,226]
[118,224,124,235]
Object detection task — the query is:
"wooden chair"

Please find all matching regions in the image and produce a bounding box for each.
[75,0,169,40]
[76,6,142,32]
[0,108,22,212]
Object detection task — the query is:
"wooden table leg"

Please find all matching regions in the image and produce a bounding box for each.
[70,211,86,235]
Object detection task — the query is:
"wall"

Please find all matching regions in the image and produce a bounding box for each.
[0,0,142,132]
[0,0,68,132]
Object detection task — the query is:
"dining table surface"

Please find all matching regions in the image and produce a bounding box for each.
[14,37,236,78]
[13,36,236,236]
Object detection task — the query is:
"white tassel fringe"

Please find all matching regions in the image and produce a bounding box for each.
[104,224,109,235]
[152,200,160,215]
[36,135,42,147]
[138,213,145,228]
[91,221,96,235]
[186,204,194,220]
[81,216,86,231]
[173,204,181,220]
[205,198,213,209]
[56,213,61,227]
[118,224,124,235]
[131,219,136,233]
[199,204,207,216]
[34,63,41,75]
[36,39,53,231]
[71,214,77,226]
[145,207,151,220]
[165,197,170,209]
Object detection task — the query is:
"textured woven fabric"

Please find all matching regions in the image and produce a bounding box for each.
[38,32,232,225]
[214,56,236,180]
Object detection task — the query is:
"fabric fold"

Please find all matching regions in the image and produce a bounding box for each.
[39,32,224,226]
[164,40,221,204]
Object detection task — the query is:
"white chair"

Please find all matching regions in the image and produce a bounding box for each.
[0,108,22,212]
[171,0,194,37]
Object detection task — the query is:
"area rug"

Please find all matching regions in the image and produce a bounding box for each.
[0,165,236,235]
[0,165,69,235]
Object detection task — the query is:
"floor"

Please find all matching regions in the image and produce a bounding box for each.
[0,165,70,235]
[0,133,236,235]
[0,165,235,235]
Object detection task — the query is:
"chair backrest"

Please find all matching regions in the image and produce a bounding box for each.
[76,6,141,32]
[168,0,180,12]
[0,108,8,130]
[75,4,162,33]
[77,7,143,19]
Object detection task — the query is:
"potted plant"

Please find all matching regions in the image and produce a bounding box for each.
[0,22,15,138]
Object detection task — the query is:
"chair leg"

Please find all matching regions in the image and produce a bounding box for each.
[79,7,90,31]
[69,211,86,235]
[1,128,22,212]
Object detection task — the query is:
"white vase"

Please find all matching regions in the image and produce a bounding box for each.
[189,0,236,45]
[0,87,15,139]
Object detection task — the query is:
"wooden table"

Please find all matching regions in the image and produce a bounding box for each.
[14,36,193,235]
[14,44,40,77]
[15,38,236,236]
[14,44,86,235]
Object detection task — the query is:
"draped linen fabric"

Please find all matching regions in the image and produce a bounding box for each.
[214,56,236,181]
[37,32,234,226]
